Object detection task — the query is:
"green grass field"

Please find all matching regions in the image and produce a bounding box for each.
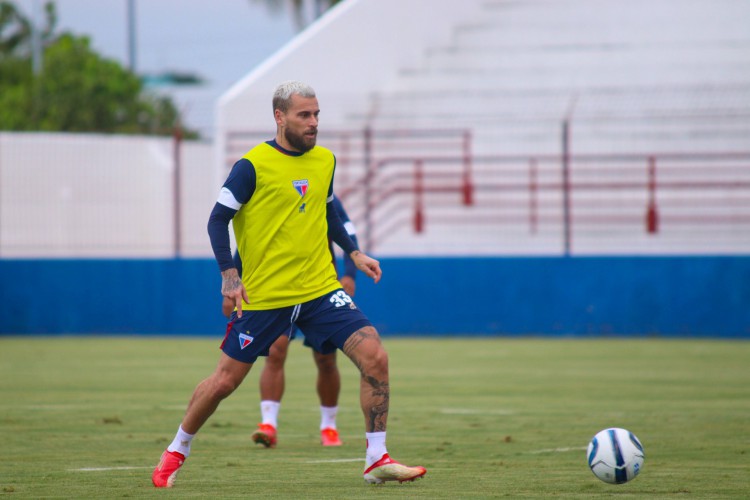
[1,337,748,499]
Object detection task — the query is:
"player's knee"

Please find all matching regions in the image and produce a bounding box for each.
[361,347,388,377]
[373,348,388,374]
[268,342,289,366]
[210,374,241,400]
[265,352,286,371]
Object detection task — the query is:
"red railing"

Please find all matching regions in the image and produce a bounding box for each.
[223,128,750,254]
[338,151,750,252]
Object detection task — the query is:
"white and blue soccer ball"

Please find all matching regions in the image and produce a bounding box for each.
[587,428,645,484]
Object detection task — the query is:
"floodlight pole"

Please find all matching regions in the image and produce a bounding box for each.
[127,0,137,72]
[31,0,43,75]
[561,94,578,257]
[363,126,373,251]
[561,119,571,257]
[173,123,183,258]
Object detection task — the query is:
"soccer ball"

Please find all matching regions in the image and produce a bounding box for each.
[587,428,645,484]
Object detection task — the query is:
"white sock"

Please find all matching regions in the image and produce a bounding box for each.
[365,431,388,467]
[260,400,281,428]
[166,425,194,457]
[320,405,338,430]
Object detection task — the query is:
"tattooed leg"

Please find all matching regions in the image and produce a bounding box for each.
[343,326,390,433]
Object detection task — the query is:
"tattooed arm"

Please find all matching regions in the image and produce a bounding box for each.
[221,267,249,318]
[208,201,249,317]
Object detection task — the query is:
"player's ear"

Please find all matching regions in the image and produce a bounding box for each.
[274,109,284,127]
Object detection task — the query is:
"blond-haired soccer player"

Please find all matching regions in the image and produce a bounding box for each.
[152,81,426,487]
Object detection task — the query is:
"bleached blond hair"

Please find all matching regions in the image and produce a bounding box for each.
[272,81,316,114]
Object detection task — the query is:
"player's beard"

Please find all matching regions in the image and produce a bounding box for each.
[285,127,317,153]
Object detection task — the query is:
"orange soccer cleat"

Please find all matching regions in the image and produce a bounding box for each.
[320,427,343,446]
[152,450,185,488]
[251,423,278,448]
[363,453,427,484]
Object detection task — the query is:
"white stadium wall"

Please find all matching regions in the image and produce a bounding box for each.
[213,0,482,189]
[216,0,481,130]
[216,0,750,257]
[0,132,216,258]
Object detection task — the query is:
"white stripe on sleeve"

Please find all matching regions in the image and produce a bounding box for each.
[217,187,242,210]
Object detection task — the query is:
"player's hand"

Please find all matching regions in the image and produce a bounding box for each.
[350,251,381,284]
[340,275,356,296]
[221,296,234,318]
[221,268,249,318]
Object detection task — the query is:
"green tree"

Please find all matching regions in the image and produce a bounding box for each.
[0,0,55,54]
[0,0,194,137]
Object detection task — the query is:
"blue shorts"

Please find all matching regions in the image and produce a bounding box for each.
[220,288,372,364]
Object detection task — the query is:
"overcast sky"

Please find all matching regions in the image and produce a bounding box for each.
[13,0,299,138]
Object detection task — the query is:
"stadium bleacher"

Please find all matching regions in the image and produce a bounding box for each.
[239,0,750,255]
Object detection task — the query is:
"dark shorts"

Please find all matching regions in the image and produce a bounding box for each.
[220,288,371,364]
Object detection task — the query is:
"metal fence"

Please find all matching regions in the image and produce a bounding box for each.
[1,128,748,258]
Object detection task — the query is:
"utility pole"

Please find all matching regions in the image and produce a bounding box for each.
[31,0,43,74]
[30,0,44,127]
[127,0,137,72]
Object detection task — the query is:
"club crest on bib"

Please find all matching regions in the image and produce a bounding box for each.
[292,179,309,197]
[239,332,254,350]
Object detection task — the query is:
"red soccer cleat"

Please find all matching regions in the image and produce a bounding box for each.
[363,453,427,484]
[251,423,277,448]
[320,427,343,446]
[152,450,185,488]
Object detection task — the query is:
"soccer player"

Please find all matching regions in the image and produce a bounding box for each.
[152,80,426,487]
[221,195,358,448]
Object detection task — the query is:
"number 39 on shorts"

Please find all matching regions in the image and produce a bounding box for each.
[329,290,353,308]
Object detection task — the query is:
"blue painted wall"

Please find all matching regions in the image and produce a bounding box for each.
[1,257,748,337]
[0,259,225,335]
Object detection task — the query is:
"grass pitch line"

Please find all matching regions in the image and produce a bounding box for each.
[440,408,514,415]
[70,466,153,472]
[74,459,365,470]
[529,446,587,454]
[24,404,82,410]
[304,458,363,464]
